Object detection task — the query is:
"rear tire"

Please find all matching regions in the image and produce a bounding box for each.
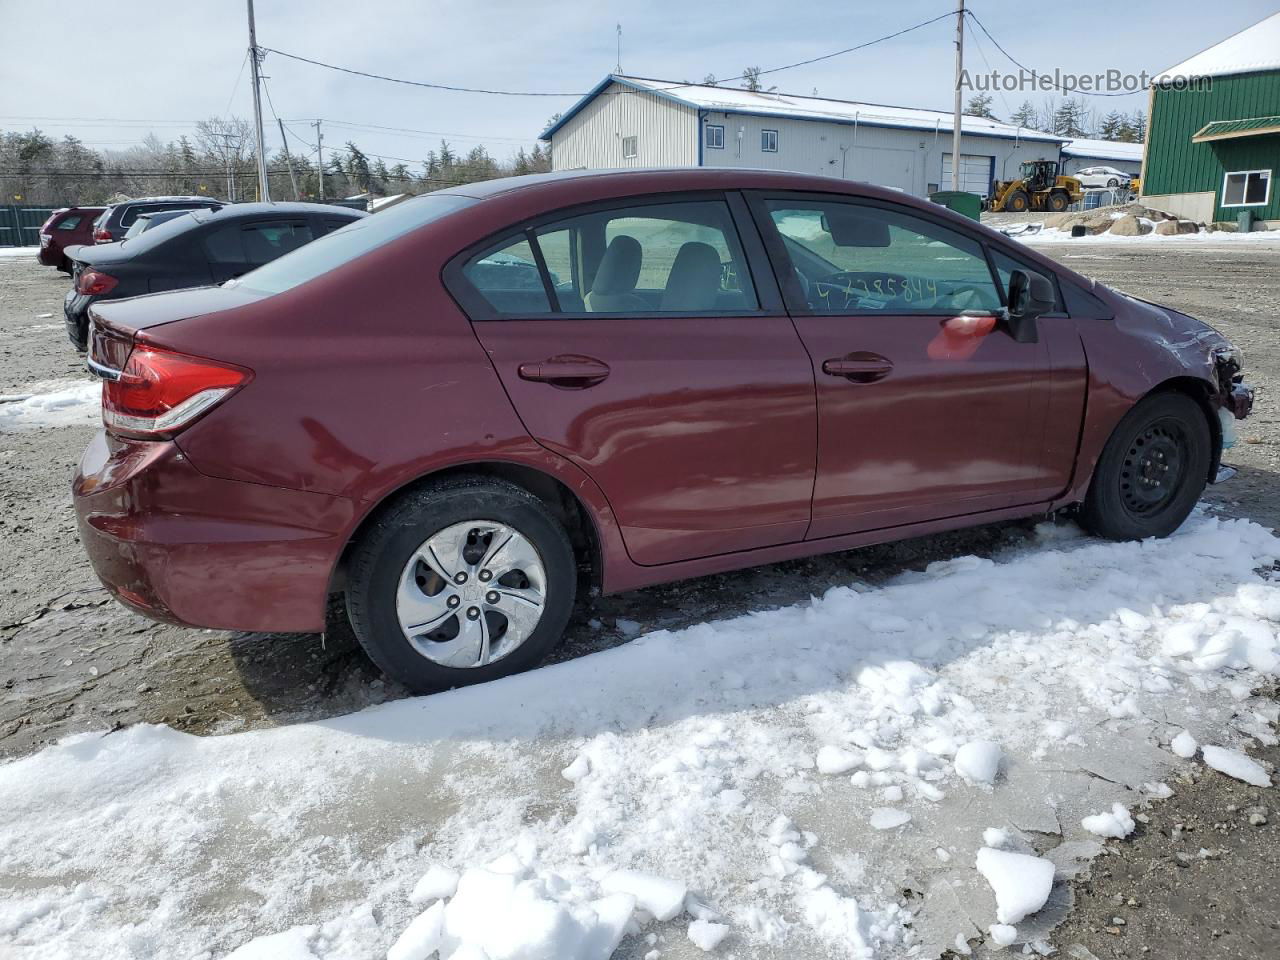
[1079,393,1211,541]
[346,477,576,692]
[1047,191,1070,213]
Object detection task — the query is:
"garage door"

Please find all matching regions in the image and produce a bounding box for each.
[942,153,994,197]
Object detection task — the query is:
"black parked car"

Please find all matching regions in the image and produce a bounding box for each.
[65,202,367,350]
[90,196,226,243]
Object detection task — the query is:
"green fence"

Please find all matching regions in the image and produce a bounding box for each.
[0,205,57,247]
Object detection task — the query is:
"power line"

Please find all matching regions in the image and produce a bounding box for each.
[224,51,251,118]
[259,13,955,99]
[964,9,1139,99]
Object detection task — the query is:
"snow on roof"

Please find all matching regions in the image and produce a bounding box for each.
[1155,11,1280,81]
[543,75,1063,143]
[1061,138,1144,162]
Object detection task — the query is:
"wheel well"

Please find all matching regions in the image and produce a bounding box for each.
[1148,376,1222,480]
[330,463,603,597]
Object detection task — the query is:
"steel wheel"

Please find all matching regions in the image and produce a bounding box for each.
[1119,420,1187,519]
[396,520,547,668]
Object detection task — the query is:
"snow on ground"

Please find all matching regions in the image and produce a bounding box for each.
[0,378,99,431]
[1010,225,1280,247]
[0,246,40,260]
[1,513,1277,959]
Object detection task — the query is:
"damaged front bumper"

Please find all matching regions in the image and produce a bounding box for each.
[1210,347,1253,485]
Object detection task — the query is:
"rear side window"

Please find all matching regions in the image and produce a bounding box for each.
[204,224,248,265]
[55,215,83,231]
[460,198,759,317]
[242,221,314,263]
[463,237,551,314]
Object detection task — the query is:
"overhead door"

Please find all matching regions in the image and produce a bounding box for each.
[942,153,995,198]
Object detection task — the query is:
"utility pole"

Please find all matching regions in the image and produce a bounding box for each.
[615,23,622,75]
[246,0,271,201]
[312,120,325,200]
[950,0,965,191]
[277,117,301,200]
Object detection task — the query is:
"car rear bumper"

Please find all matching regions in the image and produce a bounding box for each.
[73,430,357,633]
[63,292,100,349]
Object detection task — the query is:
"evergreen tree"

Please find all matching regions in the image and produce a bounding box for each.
[964,93,997,120]
[1098,111,1125,140]
[1008,100,1038,130]
[344,141,372,192]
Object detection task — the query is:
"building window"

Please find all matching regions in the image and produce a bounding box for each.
[621,136,638,159]
[1222,169,1271,207]
[705,124,725,149]
[761,129,779,153]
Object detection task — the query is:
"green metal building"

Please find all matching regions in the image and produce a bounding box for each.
[1141,11,1280,228]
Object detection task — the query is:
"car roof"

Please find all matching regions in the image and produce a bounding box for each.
[117,195,223,206]
[187,201,368,223]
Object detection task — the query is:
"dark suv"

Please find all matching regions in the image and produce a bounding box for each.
[37,206,106,272]
[91,196,224,243]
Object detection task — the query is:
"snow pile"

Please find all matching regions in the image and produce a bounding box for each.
[954,741,1002,785]
[1201,745,1272,787]
[1081,803,1136,839]
[0,246,39,259]
[974,848,1055,925]
[0,379,100,431]
[1,513,1278,959]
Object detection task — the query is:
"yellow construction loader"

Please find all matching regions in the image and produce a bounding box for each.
[989,160,1083,213]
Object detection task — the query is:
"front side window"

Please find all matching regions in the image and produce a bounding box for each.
[462,236,551,314]
[766,198,1001,315]
[988,248,1063,313]
[535,199,758,314]
[1222,169,1271,207]
[621,135,638,159]
[705,124,725,149]
[761,129,779,153]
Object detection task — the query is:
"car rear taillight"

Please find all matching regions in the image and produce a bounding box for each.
[101,344,251,438]
[77,270,119,296]
[93,227,112,242]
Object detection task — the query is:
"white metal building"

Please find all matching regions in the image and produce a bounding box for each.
[1059,138,1144,178]
[541,75,1065,200]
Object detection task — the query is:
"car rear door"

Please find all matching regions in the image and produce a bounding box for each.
[456,192,818,566]
[749,191,1085,540]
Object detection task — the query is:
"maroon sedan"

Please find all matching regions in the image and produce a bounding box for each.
[74,169,1253,691]
[38,206,106,272]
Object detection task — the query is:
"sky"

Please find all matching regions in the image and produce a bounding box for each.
[1,0,1276,169]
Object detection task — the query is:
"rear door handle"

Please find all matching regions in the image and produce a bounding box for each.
[821,353,894,383]
[517,356,611,387]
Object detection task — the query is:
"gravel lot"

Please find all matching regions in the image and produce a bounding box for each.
[1,238,1277,957]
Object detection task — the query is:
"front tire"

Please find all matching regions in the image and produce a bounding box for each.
[346,477,576,692]
[1079,393,1211,541]
[1005,189,1030,213]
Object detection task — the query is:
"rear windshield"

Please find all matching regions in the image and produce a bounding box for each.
[233,194,477,296]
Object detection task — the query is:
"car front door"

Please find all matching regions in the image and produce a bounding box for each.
[457,193,818,566]
[750,192,1084,540]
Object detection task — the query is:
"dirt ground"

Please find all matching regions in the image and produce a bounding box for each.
[1,238,1277,957]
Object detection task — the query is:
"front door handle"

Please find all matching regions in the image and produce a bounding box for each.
[517,356,611,387]
[821,353,893,383]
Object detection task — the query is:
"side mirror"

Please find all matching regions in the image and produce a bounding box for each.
[1005,269,1054,343]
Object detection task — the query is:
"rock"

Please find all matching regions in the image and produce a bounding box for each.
[1058,213,1111,235]
[1155,219,1200,235]
[1250,813,1268,826]
[1109,215,1152,236]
